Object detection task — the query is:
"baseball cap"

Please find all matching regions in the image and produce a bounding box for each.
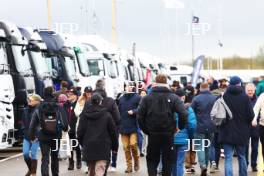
[84,86,93,93]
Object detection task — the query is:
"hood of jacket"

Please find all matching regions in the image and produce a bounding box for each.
[151,86,171,93]
[83,105,107,120]
[94,89,107,98]
[226,85,244,95]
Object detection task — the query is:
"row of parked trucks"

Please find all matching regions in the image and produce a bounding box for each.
[0,21,170,149]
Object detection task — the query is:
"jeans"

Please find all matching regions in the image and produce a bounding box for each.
[223,144,247,176]
[137,128,144,153]
[40,140,60,176]
[172,145,187,176]
[146,133,174,176]
[194,133,212,168]
[23,139,39,160]
[246,136,259,168]
[121,133,139,168]
[213,133,221,167]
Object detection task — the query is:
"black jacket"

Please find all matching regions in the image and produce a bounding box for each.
[84,89,121,126]
[29,97,68,142]
[137,86,188,134]
[77,105,118,161]
[22,105,39,140]
[64,100,78,134]
[218,86,254,145]
[118,93,141,134]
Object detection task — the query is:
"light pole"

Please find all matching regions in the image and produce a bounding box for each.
[47,0,52,30]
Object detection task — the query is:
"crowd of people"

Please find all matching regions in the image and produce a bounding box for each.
[20,74,264,176]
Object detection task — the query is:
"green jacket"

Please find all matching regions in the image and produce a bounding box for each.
[256,80,264,96]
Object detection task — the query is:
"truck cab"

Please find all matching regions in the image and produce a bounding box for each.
[19,27,53,97]
[38,30,79,90]
[61,35,90,92]
[0,29,15,149]
[0,21,35,143]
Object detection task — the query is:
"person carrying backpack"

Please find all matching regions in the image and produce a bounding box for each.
[172,89,197,176]
[138,74,188,176]
[29,86,68,176]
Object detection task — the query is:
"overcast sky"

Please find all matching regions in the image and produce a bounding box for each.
[1,0,264,63]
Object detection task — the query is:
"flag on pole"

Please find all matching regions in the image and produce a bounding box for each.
[192,16,200,23]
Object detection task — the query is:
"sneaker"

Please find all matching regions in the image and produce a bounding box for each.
[109,166,117,172]
[210,161,217,173]
[186,168,195,173]
[221,149,225,158]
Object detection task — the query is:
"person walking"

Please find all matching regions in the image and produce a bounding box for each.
[172,89,197,176]
[65,87,82,170]
[191,83,216,175]
[138,74,188,176]
[77,93,118,176]
[22,94,43,176]
[118,82,141,173]
[138,89,148,157]
[245,83,259,172]
[219,76,254,176]
[83,79,120,175]
[29,86,68,176]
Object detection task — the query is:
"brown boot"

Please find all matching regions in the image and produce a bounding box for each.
[24,158,31,176]
[31,159,37,176]
[134,159,140,172]
[125,165,133,173]
[131,144,140,172]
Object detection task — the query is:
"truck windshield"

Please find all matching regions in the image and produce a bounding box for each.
[65,57,77,78]
[30,51,50,78]
[105,59,118,78]
[0,43,8,73]
[12,45,32,74]
[87,58,104,76]
[76,51,89,76]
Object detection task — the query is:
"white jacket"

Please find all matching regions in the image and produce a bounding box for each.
[253,93,264,126]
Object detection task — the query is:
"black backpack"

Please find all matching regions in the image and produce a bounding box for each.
[146,93,175,133]
[39,101,61,135]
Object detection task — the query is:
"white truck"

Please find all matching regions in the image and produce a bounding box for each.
[0,29,15,149]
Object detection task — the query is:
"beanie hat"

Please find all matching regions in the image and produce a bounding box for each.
[175,88,186,97]
[84,86,93,93]
[229,76,242,86]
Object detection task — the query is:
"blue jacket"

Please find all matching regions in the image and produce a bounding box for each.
[174,106,197,145]
[191,90,216,134]
[118,93,141,134]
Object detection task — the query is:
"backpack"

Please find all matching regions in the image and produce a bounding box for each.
[146,93,175,133]
[210,94,233,126]
[39,101,62,135]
